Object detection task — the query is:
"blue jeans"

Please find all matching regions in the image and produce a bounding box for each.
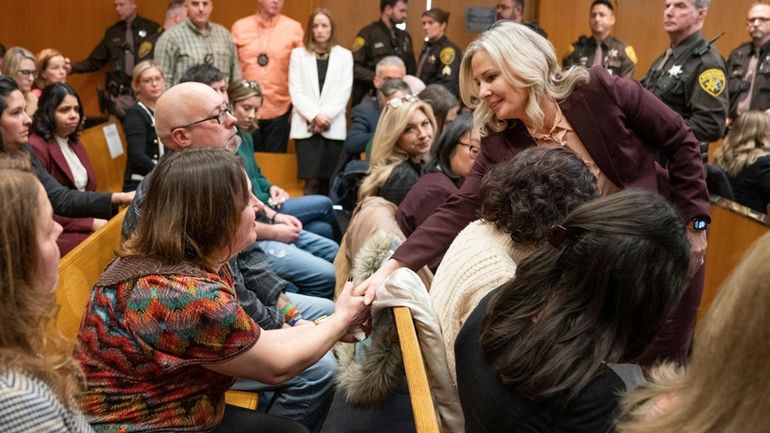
[277,195,341,242]
[231,293,336,433]
[259,230,338,299]
[286,292,335,320]
[232,351,337,433]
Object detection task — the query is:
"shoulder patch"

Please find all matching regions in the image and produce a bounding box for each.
[352,36,365,53]
[439,47,456,65]
[625,46,638,64]
[698,68,726,97]
[137,41,153,59]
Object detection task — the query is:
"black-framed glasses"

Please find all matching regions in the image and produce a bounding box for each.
[17,69,37,78]
[174,104,233,129]
[386,93,419,110]
[458,140,480,156]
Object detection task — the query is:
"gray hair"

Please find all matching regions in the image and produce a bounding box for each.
[375,56,406,76]
[459,21,589,134]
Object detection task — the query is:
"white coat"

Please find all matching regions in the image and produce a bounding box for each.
[289,45,353,140]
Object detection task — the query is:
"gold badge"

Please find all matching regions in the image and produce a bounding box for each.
[625,46,638,64]
[137,41,153,58]
[698,68,726,97]
[440,47,456,65]
[352,36,365,53]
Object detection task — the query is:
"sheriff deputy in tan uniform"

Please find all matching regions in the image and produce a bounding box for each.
[416,8,461,97]
[563,0,636,78]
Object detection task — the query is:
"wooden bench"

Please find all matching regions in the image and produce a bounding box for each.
[53,208,126,343]
[701,197,770,320]
[80,120,127,194]
[393,306,441,433]
[255,152,304,198]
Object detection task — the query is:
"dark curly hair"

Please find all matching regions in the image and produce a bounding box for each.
[31,82,84,142]
[479,146,599,246]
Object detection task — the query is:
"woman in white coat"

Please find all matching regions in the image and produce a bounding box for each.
[289,8,353,195]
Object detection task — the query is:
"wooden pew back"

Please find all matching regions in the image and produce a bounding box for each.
[80,121,127,193]
[393,306,441,433]
[254,152,304,198]
[702,198,770,319]
[54,208,125,343]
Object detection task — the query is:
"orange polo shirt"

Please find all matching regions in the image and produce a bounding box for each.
[232,14,304,119]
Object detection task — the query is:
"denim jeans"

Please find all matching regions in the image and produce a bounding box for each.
[286,292,335,320]
[259,230,338,299]
[277,195,341,242]
[230,293,336,433]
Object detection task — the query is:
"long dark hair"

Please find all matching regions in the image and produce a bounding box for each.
[480,190,690,401]
[424,112,472,181]
[31,83,84,142]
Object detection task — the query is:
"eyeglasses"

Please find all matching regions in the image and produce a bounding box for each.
[140,76,164,84]
[386,94,419,110]
[174,104,233,129]
[458,141,480,157]
[17,69,37,78]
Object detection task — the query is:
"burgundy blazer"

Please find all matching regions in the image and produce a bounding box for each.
[392,66,710,270]
[29,133,97,254]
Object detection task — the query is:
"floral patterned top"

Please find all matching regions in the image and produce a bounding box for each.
[75,256,258,432]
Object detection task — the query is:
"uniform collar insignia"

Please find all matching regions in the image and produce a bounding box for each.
[138,29,146,38]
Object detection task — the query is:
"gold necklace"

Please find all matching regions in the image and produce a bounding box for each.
[316,51,330,60]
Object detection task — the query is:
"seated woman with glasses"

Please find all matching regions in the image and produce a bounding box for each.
[2,46,39,117]
[28,83,107,255]
[395,112,478,270]
[121,61,165,192]
[358,96,437,206]
[32,49,68,100]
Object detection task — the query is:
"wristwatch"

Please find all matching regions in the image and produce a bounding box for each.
[687,217,709,231]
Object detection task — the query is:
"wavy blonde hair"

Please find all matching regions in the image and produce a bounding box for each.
[713,111,770,177]
[617,231,770,433]
[358,99,436,200]
[0,168,83,405]
[458,21,589,135]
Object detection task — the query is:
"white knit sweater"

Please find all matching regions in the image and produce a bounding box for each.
[430,220,529,384]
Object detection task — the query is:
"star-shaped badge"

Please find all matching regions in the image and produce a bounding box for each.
[138,29,146,38]
[607,48,618,58]
[667,64,683,77]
